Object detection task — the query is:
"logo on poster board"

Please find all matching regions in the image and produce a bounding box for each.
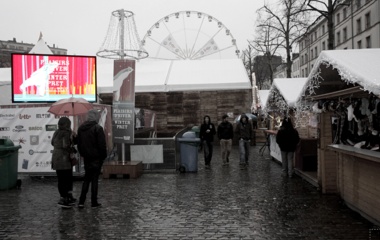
[0,114,15,120]
[28,149,47,155]
[45,125,57,131]
[19,114,31,119]
[36,114,51,118]
[30,135,39,145]
[29,126,43,131]
[17,137,27,144]
[13,125,26,132]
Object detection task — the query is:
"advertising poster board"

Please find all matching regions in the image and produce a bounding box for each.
[0,107,72,173]
[269,135,282,163]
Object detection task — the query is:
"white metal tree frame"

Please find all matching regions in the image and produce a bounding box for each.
[97,9,148,60]
[141,11,240,60]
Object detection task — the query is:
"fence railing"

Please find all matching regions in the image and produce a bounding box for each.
[109,127,190,172]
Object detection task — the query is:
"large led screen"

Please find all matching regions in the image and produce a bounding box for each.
[11,53,97,103]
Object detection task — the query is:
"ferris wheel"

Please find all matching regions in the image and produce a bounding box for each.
[141,11,240,60]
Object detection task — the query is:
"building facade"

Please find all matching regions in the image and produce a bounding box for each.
[298,0,380,77]
[253,54,282,89]
[0,38,67,67]
[273,63,287,79]
[291,54,300,78]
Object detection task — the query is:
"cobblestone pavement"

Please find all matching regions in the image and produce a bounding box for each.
[0,145,379,240]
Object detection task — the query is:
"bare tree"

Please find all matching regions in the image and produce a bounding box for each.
[248,18,284,87]
[307,0,350,50]
[242,45,255,86]
[257,0,310,78]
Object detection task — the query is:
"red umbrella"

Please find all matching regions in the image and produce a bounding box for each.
[48,97,93,116]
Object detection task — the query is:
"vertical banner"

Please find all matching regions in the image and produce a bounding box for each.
[112,103,134,143]
[112,59,135,144]
[112,59,135,103]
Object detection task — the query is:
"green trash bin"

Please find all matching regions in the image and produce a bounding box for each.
[190,126,200,138]
[0,139,21,190]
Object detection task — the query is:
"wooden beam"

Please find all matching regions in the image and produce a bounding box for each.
[305,86,363,100]
[319,81,345,86]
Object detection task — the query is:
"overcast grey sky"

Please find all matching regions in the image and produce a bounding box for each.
[1,0,266,56]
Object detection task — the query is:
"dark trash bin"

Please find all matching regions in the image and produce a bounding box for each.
[0,139,21,190]
[178,131,200,173]
[190,126,200,138]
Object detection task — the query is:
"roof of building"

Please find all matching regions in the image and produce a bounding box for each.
[98,58,251,93]
[302,48,380,97]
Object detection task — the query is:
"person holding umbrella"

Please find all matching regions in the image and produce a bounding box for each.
[77,109,107,208]
[51,117,77,208]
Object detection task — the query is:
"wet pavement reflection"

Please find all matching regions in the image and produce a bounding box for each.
[0,145,378,239]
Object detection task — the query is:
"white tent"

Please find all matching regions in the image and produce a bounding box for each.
[29,34,53,54]
[98,58,251,94]
[1,55,251,105]
[303,49,380,97]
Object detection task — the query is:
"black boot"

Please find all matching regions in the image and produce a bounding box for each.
[58,197,72,208]
[67,193,77,205]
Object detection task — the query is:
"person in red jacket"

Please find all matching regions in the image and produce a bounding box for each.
[276,117,300,178]
[77,109,107,208]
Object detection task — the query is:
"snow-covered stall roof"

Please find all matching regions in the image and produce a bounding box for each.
[266,78,308,110]
[303,49,380,97]
[98,58,251,93]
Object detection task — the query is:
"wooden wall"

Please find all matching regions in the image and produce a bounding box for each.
[135,89,252,133]
[318,112,338,193]
[337,152,380,225]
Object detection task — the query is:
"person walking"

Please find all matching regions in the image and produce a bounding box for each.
[235,114,253,169]
[77,109,107,208]
[217,114,234,166]
[51,117,77,208]
[276,117,300,178]
[199,115,216,169]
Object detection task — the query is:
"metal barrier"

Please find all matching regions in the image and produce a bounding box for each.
[110,127,190,172]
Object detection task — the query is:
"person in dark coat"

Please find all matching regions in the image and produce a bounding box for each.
[217,114,234,166]
[276,117,300,178]
[199,115,216,169]
[235,114,253,169]
[51,117,77,208]
[77,109,107,208]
